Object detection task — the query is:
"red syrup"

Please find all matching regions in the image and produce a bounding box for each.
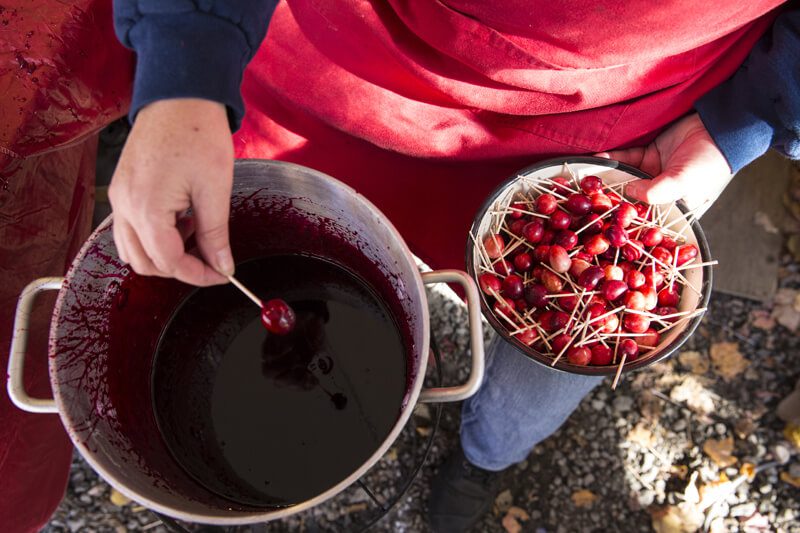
[151,254,407,507]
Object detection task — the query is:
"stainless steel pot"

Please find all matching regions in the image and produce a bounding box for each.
[7,159,484,524]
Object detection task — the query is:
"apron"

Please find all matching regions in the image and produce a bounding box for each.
[235,0,783,269]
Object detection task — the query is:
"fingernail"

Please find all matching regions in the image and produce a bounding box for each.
[216,249,235,276]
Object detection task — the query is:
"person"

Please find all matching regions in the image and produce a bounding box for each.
[111,1,799,532]
[1,1,797,532]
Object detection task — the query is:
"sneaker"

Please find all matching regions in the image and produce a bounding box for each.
[427,446,505,532]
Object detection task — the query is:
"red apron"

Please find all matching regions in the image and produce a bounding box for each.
[235,0,783,269]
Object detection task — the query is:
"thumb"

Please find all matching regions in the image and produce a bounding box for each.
[192,179,234,276]
[626,170,687,205]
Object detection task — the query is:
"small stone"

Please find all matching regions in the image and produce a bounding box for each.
[583,474,595,486]
[731,502,757,517]
[613,396,634,413]
[759,484,773,495]
[67,519,86,532]
[78,494,91,504]
[790,464,800,478]
[772,444,791,465]
[87,484,105,497]
[591,399,605,411]
[674,419,687,432]
[715,423,727,435]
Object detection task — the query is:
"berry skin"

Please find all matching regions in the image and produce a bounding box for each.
[478,273,501,295]
[567,346,592,366]
[484,234,505,258]
[590,344,613,365]
[580,175,603,194]
[535,193,558,215]
[261,299,297,335]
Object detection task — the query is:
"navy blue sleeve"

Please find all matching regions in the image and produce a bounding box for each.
[113,0,279,131]
[696,7,800,173]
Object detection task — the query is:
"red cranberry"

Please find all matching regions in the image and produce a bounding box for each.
[675,244,699,266]
[533,244,550,263]
[625,270,646,289]
[495,259,514,276]
[523,220,545,243]
[567,346,592,366]
[651,246,673,265]
[641,286,658,310]
[590,193,613,213]
[603,280,628,301]
[654,306,679,321]
[560,294,579,312]
[633,203,649,218]
[513,252,533,273]
[554,230,579,249]
[261,299,297,335]
[623,314,650,333]
[531,265,546,281]
[614,203,638,228]
[590,344,613,365]
[478,273,502,295]
[579,266,605,290]
[524,284,548,308]
[579,213,604,234]
[661,236,678,250]
[624,291,646,311]
[549,176,573,194]
[539,229,555,245]
[584,234,611,255]
[619,338,639,359]
[550,311,570,331]
[580,175,603,194]
[640,227,664,247]
[549,210,572,230]
[640,328,660,348]
[574,251,593,262]
[493,297,516,318]
[569,258,592,278]
[551,333,572,354]
[509,219,527,237]
[645,270,665,290]
[514,327,539,346]
[621,240,643,261]
[509,201,526,219]
[565,194,592,215]
[605,224,629,247]
[541,271,564,293]
[618,261,634,274]
[658,286,680,307]
[549,245,572,273]
[535,193,558,215]
[502,274,524,299]
[484,234,505,258]
[515,298,529,313]
[539,310,556,332]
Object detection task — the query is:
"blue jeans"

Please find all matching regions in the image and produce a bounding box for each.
[460,336,603,471]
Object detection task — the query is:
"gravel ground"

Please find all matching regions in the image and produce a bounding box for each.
[45,158,800,532]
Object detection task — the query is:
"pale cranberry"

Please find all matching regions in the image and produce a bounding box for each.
[590,193,613,213]
[640,328,660,348]
[569,258,592,278]
[644,270,665,290]
[549,245,572,273]
[625,270,646,289]
[604,265,625,281]
[614,203,638,228]
[602,313,620,333]
[541,271,564,293]
[478,273,502,295]
[640,286,658,310]
[623,314,650,333]
[484,234,505,258]
[624,291,646,311]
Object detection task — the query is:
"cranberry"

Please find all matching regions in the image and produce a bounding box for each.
[614,203,638,228]
[502,274,524,299]
[661,236,678,250]
[484,234,505,258]
[551,333,572,354]
[602,313,620,333]
[621,240,643,261]
[624,291,646,311]
[584,234,611,255]
[651,246,673,265]
[569,258,592,278]
[549,210,572,230]
[633,203,649,218]
[603,280,628,301]
[535,193,558,215]
[579,213,604,234]
[675,244,699,266]
[515,298,529,313]
[579,266,605,290]
[619,338,639,359]
[640,328,660,348]
[509,218,527,237]
[531,265,546,281]
[509,201,526,219]
[524,284,548,308]
[495,259,514,276]
[658,286,680,307]
[567,346,592,366]
[533,244,550,263]
[522,220,545,243]
[590,344,613,365]
[623,314,650,333]
[618,261,634,274]
[565,194,592,215]
[560,294,579,312]
[586,302,607,321]
[625,270,646,289]
[514,327,539,346]
[580,175,603,194]
[550,311,570,331]
[640,227,664,247]
[513,252,533,273]
[554,230,579,249]
[549,245,572,273]
[604,265,624,281]
[541,271,564,293]
[549,176,573,194]
[641,286,658,310]
[478,273,502,295]
[645,270,665,290]
[654,306,679,321]
[605,224,629,248]
[261,299,297,335]
[539,310,555,332]
[590,193,613,213]
[574,251,593,263]
[539,229,555,245]
[493,297,516,318]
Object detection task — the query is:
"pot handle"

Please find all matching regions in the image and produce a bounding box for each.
[418,270,485,403]
[7,277,63,414]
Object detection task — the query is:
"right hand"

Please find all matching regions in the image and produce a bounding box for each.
[109,98,234,286]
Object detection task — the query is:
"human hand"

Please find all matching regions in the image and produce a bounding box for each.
[596,113,733,214]
[108,99,234,286]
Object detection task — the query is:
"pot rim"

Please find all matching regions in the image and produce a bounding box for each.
[49,159,433,524]
[465,156,713,376]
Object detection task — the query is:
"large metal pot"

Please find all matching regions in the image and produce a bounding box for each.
[7,160,484,525]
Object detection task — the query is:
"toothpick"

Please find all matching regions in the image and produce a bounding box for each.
[228,275,263,307]
[611,353,627,390]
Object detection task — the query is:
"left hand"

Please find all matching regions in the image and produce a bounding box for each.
[595,113,733,214]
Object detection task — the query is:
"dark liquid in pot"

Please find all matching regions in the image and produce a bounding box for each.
[151,255,407,507]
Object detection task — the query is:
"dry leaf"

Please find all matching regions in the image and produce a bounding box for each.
[734,417,756,439]
[494,489,513,513]
[571,489,598,508]
[709,342,749,382]
[739,463,756,481]
[772,289,800,332]
[501,506,530,533]
[628,423,656,447]
[703,437,738,468]
[784,422,800,449]
[650,504,704,533]
[678,350,709,374]
[110,488,130,506]
[779,471,800,488]
[671,376,715,414]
